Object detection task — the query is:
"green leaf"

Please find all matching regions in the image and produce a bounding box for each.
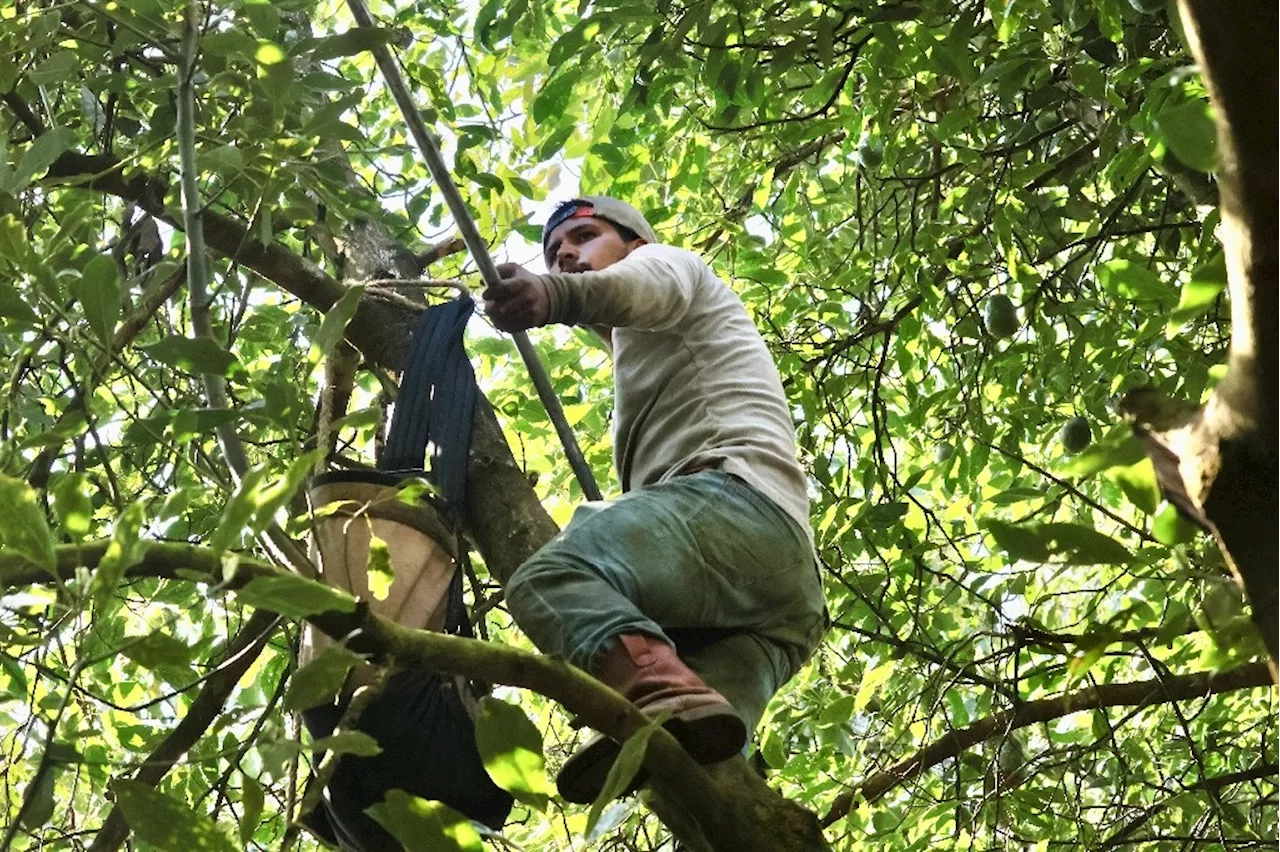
[310,284,364,362]
[1107,459,1161,515]
[122,630,193,670]
[1067,630,1118,683]
[474,0,504,49]
[532,70,582,125]
[0,216,28,265]
[143,335,242,377]
[586,717,661,837]
[201,31,258,60]
[1166,254,1227,335]
[112,779,238,852]
[853,660,895,712]
[1152,501,1200,545]
[366,533,393,601]
[51,473,93,541]
[1153,100,1217,172]
[547,21,590,68]
[14,126,76,189]
[93,501,147,609]
[71,254,122,344]
[1038,523,1133,565]
[209,453,320,553]
[1061,431,1147,478]
[235,573,356,619]
[981,518,1050,563]
[312,730,383,757]
[1096,259,1169,302]
[304,27,398,62]
[862,501,909,528]
[0,648,28,695]
[0,279,39,324]
[29,51,78,86]
[983,519,1132,565]
[284,644,360,711]
[239,774,264,846]
[0,474,57,577]
[367,790,484,852]
[475,696,553,810]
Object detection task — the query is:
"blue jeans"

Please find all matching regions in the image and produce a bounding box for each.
[505,470,827,734]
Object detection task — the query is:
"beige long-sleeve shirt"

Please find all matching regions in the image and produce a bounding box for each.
[540,243,812,540]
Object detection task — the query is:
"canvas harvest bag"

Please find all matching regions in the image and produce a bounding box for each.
[300,297,513,848]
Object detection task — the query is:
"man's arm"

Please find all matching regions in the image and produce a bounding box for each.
[540,245,703,332]
[483,246,705,334]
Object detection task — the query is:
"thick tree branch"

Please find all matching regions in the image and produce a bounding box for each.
[821,661,1273,826]
[1,544,828,852]
[44,151,423,370]
[1127,2,1280,666]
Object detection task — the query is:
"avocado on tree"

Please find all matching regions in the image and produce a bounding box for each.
[856,132,884,169]
[1060,416,1093,453]
[983,294,1019,338]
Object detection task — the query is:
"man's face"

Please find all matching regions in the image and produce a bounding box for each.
[545,217,646,274]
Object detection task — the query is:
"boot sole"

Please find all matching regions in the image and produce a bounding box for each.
[556,708,747,805]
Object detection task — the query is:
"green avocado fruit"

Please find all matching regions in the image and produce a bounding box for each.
[935,442,954,463]
[856,134,884,169]
[1060,416,1092,453]
[983,294,1019,338]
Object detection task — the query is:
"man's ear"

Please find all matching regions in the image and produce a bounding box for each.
[625,238,648,253]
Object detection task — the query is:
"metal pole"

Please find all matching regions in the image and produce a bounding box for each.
[345,0,602,501]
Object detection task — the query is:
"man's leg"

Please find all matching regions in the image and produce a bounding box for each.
[505,470,825,801]
[670,631,787,737]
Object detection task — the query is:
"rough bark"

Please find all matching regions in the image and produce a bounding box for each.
[1138,2,1280,667]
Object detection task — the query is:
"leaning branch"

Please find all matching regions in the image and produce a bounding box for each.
[821,661,1273,826]
[43,150,424,370]
[0,543,799,852]
[86,609,279,852]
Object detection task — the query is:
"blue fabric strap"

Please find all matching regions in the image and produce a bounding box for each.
[378,296,478,635]
[379,297,477,512]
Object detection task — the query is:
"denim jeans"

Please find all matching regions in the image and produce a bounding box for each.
[505,470,827,734]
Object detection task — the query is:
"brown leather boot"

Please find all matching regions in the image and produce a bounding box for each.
[556,634,746,804]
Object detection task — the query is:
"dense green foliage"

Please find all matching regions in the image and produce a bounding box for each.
[0,0,1274,850]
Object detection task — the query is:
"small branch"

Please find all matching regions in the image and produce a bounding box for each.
[176,12,313,578]
[976,436,1157,544]
[1097,761,1279,849]
[3,543,776,851]
[25,264,187,486]
[2,92,45,137]
[85,610,279,852]
[805,294,924,365]
[43,149,427,371]
[821,661,1273,825]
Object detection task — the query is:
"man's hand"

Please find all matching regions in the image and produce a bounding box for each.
[483,263,550,332]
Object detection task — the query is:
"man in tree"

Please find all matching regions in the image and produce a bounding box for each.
[485,196,827,803]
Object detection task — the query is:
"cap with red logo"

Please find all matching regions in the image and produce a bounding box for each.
[541,196,657,262]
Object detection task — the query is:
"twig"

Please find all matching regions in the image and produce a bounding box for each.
[175,3,314,579]
[365,277,472,298]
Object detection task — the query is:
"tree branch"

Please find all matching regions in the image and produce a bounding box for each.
[1,543,828,852]
[85,610,280,852]
[821,661,1273,826]
[43,150,424,370]
[1132,1,1280,667]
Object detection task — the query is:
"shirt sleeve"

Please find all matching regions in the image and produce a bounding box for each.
[539,244,705,332]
